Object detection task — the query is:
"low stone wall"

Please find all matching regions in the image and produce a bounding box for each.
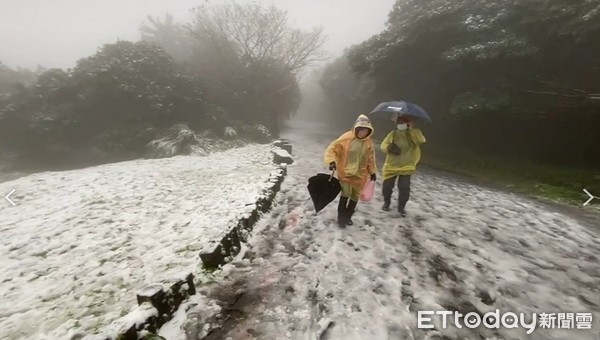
[100,275,196,340]
[199,139,293,269]
[273,139,293,164]
[94,139,292,340]
[199,168,287,268]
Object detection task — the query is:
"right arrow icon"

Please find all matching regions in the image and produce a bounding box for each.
[583,189,596,207]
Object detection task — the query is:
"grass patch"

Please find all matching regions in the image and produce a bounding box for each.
[163,262,180,270]
[32,251,49,258]
[175,244,202,255]
[196,265,221,286]
[120,307,129,317]
[421,149,600,206]
[199,265,219,276]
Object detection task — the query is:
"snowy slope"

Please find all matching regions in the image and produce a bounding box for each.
[178,121,600,340]
[0,143,277,340]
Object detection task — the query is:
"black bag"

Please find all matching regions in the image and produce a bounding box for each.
[387,142,401,155]
[387,129,408,155]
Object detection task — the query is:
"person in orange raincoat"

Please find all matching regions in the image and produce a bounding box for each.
[324,114,377,228]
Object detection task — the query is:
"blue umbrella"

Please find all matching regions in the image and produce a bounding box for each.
[368,101,432,122]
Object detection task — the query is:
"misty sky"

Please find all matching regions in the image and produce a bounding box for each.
[0,0,395,70]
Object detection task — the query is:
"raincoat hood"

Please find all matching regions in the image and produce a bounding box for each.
[352,114,374,139]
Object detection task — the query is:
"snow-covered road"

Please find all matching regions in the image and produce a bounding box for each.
[0,144,278,340]
[180,120,600,340]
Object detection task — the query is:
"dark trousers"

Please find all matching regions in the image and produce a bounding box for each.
[337,196,357,226]
[382,175,411,211]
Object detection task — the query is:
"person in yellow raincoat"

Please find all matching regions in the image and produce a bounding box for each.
[324,114,377,228]
[380,116,426,216]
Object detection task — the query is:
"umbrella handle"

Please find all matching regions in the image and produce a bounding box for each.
[329,170,335,181]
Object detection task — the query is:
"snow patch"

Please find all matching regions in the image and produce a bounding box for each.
[95,302,158,340]
[0,143,278,339]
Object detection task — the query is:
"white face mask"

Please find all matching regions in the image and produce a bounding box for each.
[397,123,408,131]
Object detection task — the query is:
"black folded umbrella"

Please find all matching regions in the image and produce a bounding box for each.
[307,172,341,213]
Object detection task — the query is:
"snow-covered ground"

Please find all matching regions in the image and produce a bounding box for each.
[176,120,600,340]
[0,143,278,340]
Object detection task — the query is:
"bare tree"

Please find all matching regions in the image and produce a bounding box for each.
[190,3,326,73]
[187,2,326,133]
[140,13,196,63]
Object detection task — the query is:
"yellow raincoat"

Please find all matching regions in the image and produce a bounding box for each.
[380,128,426,180]
[324,115,378,191]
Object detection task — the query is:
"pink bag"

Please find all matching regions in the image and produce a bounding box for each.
[360,180,375,202]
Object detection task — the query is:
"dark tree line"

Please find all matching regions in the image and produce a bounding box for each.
[0,3,324,169]
[321,0,600,168]
[0,41,210,168]
[0,63,44,99]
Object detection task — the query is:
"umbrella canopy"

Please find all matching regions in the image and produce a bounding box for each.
[369,101,432,123]
[307,173,341,213]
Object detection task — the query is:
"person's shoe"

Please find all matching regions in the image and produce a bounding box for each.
[382,201,391,211]
[399,209,407,217]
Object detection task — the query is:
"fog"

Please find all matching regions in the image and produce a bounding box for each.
[0,0,395,70]
[1,1,599,338]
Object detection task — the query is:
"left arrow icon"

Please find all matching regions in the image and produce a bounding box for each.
[5,189,16,206]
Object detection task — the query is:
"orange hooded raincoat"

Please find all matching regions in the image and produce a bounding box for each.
[324,114,378,190]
